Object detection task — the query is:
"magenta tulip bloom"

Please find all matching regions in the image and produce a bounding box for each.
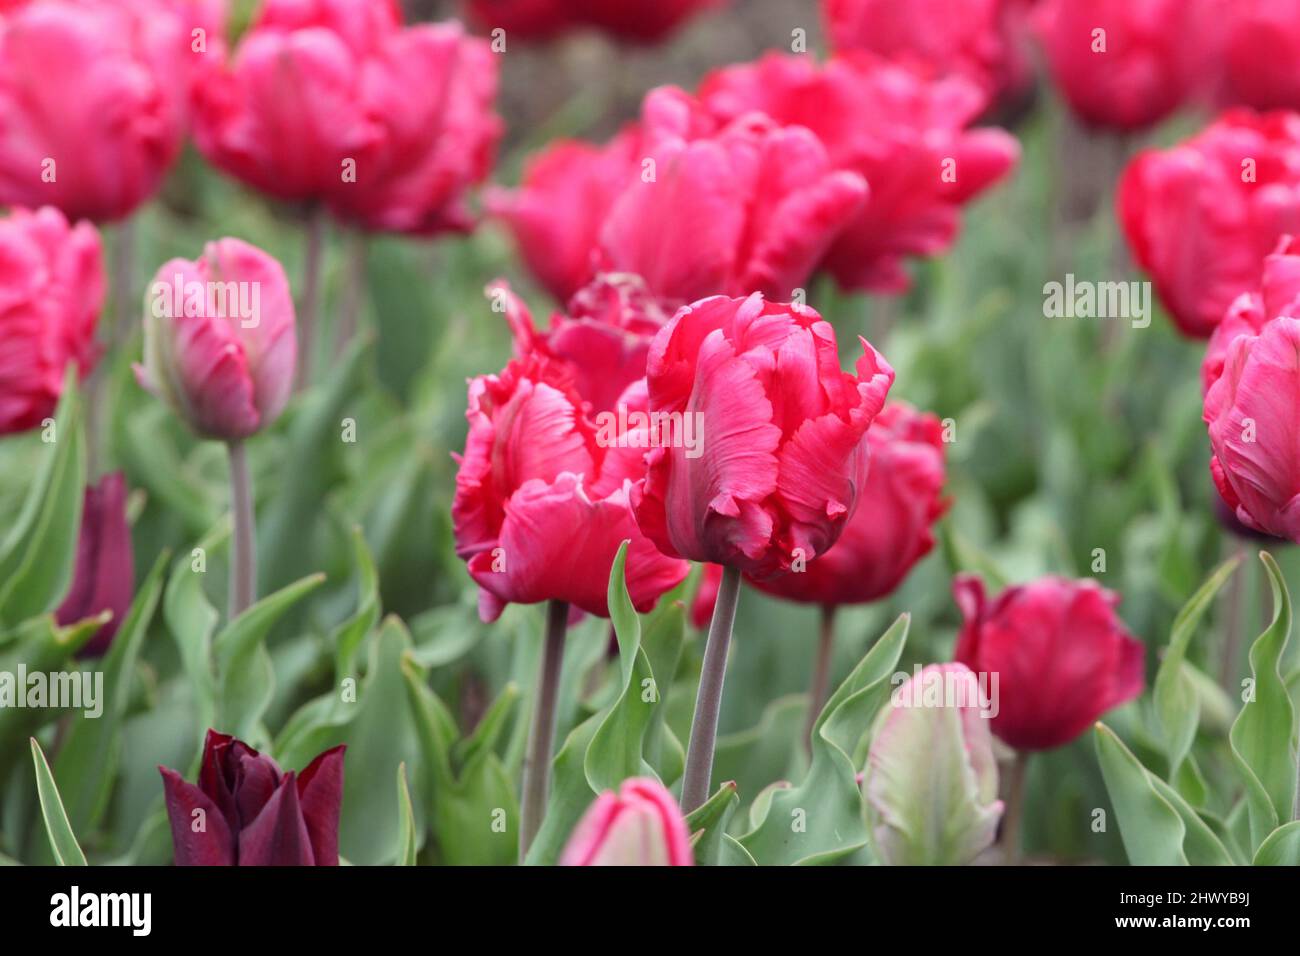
[823,0,1036,109]
[631,293,894,578]
[136,238,296,441]
[160,730,344,866]
[0,205,104,435]
[1204,237,1300,539]
[1033,0,1211,132]
[1120,110,1300,339]
[195,0,500,233]
[953,575,1145,751]
[1221,0,1300,113]
[468,0,723,44]
[560,777,692,865]
[55,472,135,658]
[452,348,688,622]
[488,129,644,304]
[498,274,670,416]
[493,86,869,308]
[0,0,211,222]
[750,402,947,607]
[699,53,1019,293]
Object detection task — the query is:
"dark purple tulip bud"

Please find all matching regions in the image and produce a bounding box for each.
[55,471,134,658]
[159,730,345,866]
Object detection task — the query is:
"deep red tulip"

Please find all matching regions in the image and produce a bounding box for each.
[1221,0,1300,113]
[467,0,723,44]
[498,273,670,416]
[452,346,688,622]
[0,0,214,222]
[953,575,1145,751]
[1033,0,1211,131]
[700,53,1019,293]
[195,0,500,234]
[160,730,345,866]
[630,293,894,578]
[493,86,869,306]
[55,472,135,658]
[1120,110,1300,339]
[560,777,692,865]
[1204,236,1300,539]
[487,128,643,303]
[0,206,104,435]
[136,238,296,441]
[750,402,947,607]
[823,0,1036,107]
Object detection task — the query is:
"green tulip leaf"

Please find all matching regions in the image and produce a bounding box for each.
[30,737,86,866]
[1228,552,1296,851]
[1154,556,1241,780]
[739,614,910,865]
[395,763,418,866]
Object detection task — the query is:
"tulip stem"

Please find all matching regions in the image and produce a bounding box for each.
[1001,751,1028,865]
[804,606,836,754]
[294,206,327,391]
[681,564,742,815]
[334,230,367,360]
[519,599,568,863]
[226,440,256,621]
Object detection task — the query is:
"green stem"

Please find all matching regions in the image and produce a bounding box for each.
[680,565,742,814]
[1001,751,1028,865]
[804,606,836,754]
[519,599,568,862]
[294,206,327,391]
[226,440,256,621]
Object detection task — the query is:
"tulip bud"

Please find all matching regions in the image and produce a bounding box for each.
[159,730,344,866]
[953,574,1145,750]
[55,472,134,659]
[864,663,1002,866]
[136,238,296,441]
[560,778,693,866]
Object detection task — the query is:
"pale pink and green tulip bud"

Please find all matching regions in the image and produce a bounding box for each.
[560,778,693,866]
[136,238,296,441]
[864,663,1003,865]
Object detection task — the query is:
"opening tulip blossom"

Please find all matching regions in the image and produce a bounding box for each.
[160,730,345,866]
[453,286,689,859]
[699,52,1020,294]
[0,205,104,436]
[630,292,894,811]
[493,85,869,309]
[137,238,296,620]
[1204,236,1300,541]
[1119,110,1300,339]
